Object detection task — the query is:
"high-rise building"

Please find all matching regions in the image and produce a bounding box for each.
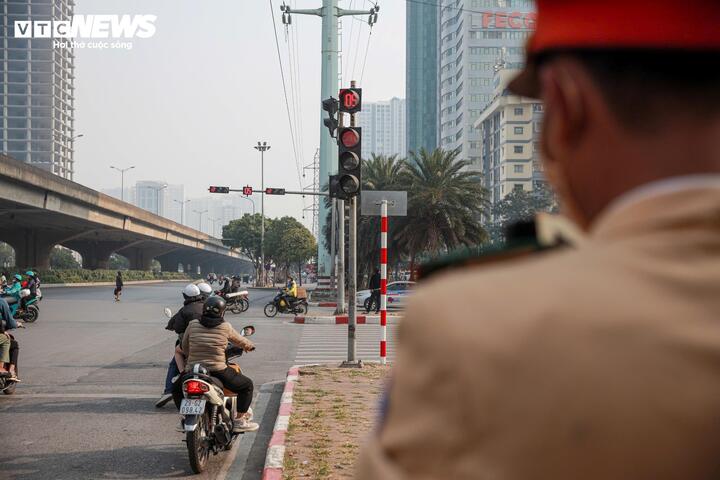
[357,97,406,159]
[186,196,251,237]
[438,0,535,169]
[406,0,438,155]
[474,68,545,210]
[1,0,77,179]
[164,184,185,224]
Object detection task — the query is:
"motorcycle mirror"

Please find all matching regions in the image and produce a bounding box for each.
[242,325,255,337]
[163,307,172,319]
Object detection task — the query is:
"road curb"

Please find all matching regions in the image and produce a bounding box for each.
[308,301,337,307]
[262,366,300,480]
[293,315,402,324]
[41,279,190,288]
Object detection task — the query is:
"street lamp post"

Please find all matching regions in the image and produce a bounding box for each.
[110,165,136,202]
[254,141,270,286]
[208,217,220,238]
[174,199,191,225]
[238,195,256,215]
[194,209,209,233]
[152,184,168,216]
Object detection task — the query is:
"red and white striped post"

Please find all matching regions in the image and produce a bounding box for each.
[380,200,388,365]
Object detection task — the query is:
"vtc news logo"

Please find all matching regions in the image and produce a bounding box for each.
[14,15,157,39]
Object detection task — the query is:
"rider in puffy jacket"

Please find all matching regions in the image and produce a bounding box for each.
[5,275,22,297]
[156,284,204,408]
[181,296,258,433]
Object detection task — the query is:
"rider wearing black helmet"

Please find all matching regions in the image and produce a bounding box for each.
[180,296,258,432]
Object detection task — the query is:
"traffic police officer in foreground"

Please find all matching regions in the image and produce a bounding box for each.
[356,1,720,479]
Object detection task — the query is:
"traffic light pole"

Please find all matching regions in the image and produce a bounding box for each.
[281,0,378,279]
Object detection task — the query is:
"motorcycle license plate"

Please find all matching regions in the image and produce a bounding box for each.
[180,399,206,415]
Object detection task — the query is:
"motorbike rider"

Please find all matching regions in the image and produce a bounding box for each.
[180,296,259,433]
[0,295,21,381]
[22,271,38,309]
[281,275,298,309]
[5,274,22,297]
[156,284,205,408]
[219,275,232,296]
[197,282,213,301]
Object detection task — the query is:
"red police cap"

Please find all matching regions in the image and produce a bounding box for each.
[509,0,720,97]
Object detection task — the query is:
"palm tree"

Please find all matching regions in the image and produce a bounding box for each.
[356,154,407,282]
[396,148,490,275]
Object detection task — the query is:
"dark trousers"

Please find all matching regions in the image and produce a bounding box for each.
[9,339,18,367]
[163,357,180,395]
[211,367,254,413]
[369,290,380,313]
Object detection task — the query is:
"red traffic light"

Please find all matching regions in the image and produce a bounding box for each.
[264,188,286,195]
[338,88,362,114]
[209,186,230,194]
[340,128,360,148]
[242,186,253,196]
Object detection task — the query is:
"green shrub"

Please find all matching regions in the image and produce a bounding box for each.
[3,267,192,284]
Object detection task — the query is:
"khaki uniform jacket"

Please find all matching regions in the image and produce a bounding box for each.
[356,187,720,480]
[181,319,253,372]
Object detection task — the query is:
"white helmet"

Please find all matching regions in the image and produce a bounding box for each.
[182,283,201,298]
[197,282,213,296]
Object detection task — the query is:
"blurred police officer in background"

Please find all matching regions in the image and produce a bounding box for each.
[356,1,720,479]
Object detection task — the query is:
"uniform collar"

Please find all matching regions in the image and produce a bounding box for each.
[591,175,720,240]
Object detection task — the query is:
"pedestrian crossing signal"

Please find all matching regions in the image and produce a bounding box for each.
[209,186,230,194]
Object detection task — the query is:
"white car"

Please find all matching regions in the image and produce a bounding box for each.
[356,281,415,311]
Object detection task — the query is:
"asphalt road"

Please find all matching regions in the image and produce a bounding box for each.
[0,283,304,480]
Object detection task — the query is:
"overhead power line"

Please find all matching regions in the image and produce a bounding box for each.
[269,0,304,190]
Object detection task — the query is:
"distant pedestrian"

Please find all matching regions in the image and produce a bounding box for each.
[114,271,123,301]
[367,268,380,314]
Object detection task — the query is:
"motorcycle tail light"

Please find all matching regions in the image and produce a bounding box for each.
[183,380,209,395]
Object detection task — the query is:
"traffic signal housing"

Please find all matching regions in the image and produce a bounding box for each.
[242,186,253,196]
[333,126,362,198]
[209,186,230,194]
[322,97,339,138]
[264,188,286,195]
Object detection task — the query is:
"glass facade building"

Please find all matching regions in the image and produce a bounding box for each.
[438,0,535,170]
[357,97,406,160]
[406,0,438,155]
[1,0,76,179]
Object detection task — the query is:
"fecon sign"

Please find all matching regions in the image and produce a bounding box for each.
[476,11,537,29]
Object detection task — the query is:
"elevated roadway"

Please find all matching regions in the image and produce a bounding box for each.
[0,154,249,273]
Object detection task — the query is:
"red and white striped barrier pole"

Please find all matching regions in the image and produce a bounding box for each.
[380,200,388,365]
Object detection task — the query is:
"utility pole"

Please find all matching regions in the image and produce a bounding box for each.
[281,1,379,280]
[254,141,271,286]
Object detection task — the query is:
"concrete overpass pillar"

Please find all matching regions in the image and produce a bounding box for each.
[156,252,185,273]
[121,245,172,271]
[1,229,68,270]
[66,240,127,270]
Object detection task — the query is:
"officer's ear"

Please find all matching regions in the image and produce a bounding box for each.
[539,59,589,160]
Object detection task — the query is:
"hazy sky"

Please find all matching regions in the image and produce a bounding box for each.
[74,0,406,228]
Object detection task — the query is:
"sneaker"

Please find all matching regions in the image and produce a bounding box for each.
[244,407,253,422]
[233,417,259,433]
[155,393,173,408]
[176,419,185,432]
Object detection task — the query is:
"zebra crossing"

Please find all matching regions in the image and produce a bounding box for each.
[293,324,399,365]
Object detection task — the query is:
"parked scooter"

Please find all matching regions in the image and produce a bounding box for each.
[264,289,308,317]
[164,305,256,473]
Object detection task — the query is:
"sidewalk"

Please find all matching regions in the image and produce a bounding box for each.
[263,365,389,480]
[41,279,189,288]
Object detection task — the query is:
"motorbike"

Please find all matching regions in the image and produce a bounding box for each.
[264,289,308,317]
[165,306,256,473]
[221,290,249,314]
[1,289,40,323]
